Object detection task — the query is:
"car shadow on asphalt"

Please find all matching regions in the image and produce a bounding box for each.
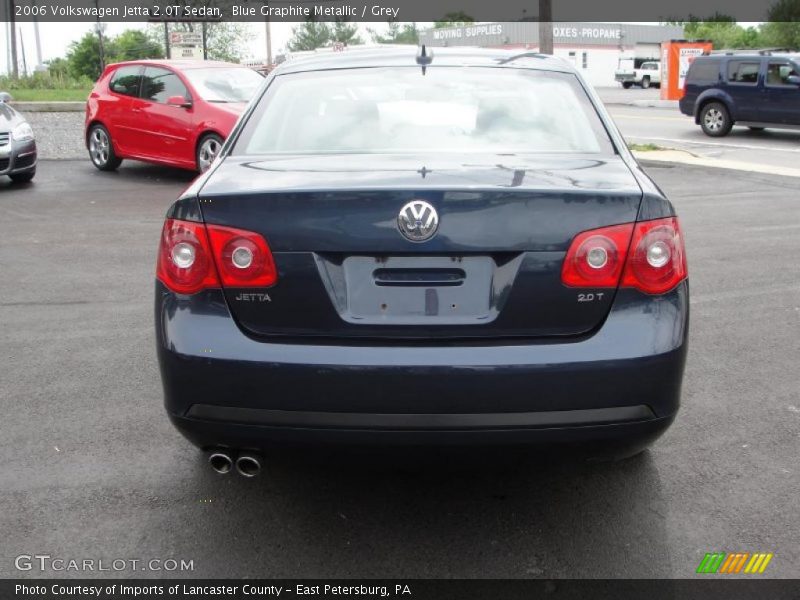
[105,162,199,184]
[184,447,674,578]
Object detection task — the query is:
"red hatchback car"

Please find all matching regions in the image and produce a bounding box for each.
[85,60,264,172]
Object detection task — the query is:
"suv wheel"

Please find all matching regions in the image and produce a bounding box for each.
[700,102,733,137]
[641,76,651,89]
[88,124,122,171]
[622,81,632,89]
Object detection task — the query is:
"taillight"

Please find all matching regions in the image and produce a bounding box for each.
[156,220,277,294]
[562,217,687,294]
[561,223,634,288]
[621,217,687,294]
[206,224,277,288]
[156,219,219,294]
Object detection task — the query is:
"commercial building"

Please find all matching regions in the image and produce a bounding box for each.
[419,22,685,87]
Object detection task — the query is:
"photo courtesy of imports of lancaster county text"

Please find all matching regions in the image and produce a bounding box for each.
[2,0,795,21]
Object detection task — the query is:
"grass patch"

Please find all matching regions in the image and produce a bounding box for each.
[6,88,90,102]
[628,142,665,152]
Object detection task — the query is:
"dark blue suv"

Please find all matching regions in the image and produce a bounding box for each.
[679,54,800,136]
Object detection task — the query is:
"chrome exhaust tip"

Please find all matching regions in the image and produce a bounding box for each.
[235,453,262,478]
[208,450,234,474]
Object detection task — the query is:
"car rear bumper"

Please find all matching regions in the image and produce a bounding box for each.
[156,281,689,449]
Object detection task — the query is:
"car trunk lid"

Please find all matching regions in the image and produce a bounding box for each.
[198,153,643,340]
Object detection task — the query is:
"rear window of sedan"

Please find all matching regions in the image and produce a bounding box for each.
[233,67,615,156]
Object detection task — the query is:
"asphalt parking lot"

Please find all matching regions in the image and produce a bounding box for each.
[1,159,798,579]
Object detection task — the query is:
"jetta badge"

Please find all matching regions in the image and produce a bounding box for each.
[397,200,439,242]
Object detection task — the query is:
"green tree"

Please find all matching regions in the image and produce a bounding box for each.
[760,0,800,49]
[65,32,115,80]
[46,57,69,79]
[287,22,332,51]
[204,23,248,62]
[112,29,164,61]
[369,22,420,44]
[331,20,363,45]
[674,14,768,49]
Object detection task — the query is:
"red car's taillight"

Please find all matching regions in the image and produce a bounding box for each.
[157,219,277,294]
[562,217,687,295]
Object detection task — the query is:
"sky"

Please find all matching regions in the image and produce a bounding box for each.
[0,21,394,75]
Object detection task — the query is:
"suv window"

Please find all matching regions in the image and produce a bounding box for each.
[766,61,799,86]
[727,61,760,84]
[641,63,658,70]
[109,66,141,97]
[686,60,719,83]
[140,67,189,104]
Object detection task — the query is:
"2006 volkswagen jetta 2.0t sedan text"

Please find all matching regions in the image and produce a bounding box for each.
[155,48,688,474]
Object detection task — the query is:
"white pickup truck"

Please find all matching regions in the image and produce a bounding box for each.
[615,60,661,89]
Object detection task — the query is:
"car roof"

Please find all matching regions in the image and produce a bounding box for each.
[275,46,575,75]
[108,59,244,71]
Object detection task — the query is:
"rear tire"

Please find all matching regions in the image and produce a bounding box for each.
[699,102,733,137]
[641,76,651,89]
[622,82,632,89]
[196,133,224,173]
[87,124,122,171]
[9,169,35,183]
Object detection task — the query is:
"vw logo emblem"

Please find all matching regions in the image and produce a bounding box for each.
[397,200,439,242]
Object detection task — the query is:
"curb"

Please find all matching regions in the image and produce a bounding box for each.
[602,99,679,109]
[630,99,678,109]
[10,101,85,112]
[634,149,800,179]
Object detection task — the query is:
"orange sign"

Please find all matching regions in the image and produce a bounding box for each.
[660,40,714,100]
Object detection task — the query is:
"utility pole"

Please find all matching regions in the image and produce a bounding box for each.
[265,20,272,67]
[202,21,207,59]
[95,23,106,71]
[163,21,170,58]
[94,1,105,71]
[19,26,27,75]
[32,0,44,70]
[538,0,553,55]
[9,0,19,78]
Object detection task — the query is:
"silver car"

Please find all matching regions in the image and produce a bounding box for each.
[0,92,37,183]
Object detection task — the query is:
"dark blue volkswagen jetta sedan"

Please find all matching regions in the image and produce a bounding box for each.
[155,47,688,476]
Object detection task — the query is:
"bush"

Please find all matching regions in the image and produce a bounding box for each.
[0,72,92,91]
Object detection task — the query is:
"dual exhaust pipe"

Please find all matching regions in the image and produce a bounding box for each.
[208,449,262,477]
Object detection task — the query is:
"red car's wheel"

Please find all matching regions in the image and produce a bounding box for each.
[88,124,122,171]
[196,133,223,173]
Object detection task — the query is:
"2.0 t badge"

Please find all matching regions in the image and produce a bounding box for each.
[397,200,439,242]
